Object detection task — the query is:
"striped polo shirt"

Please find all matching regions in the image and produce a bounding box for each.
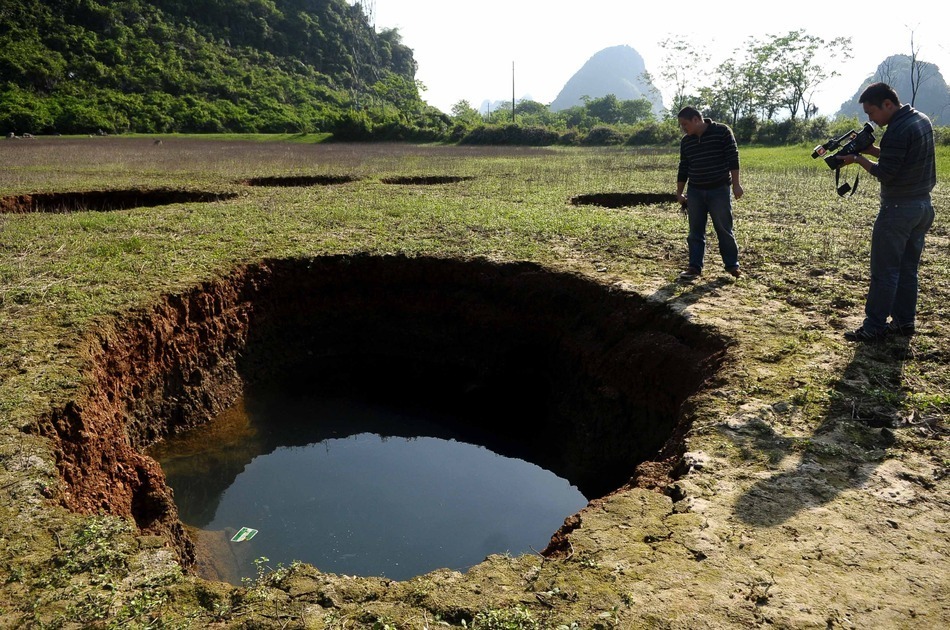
[871,105,936,202]
[677,119,740,189]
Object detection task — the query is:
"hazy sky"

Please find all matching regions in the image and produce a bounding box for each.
[370,1,949,117]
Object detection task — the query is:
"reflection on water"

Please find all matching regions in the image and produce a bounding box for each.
[149,393,588,584]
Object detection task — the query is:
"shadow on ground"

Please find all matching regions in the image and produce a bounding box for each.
[731,336,915,527]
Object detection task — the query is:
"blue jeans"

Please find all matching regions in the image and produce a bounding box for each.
[863,199,935,333]
[686,184,739,271]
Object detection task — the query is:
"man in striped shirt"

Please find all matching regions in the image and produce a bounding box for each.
[836,82,936,342]
[675,106,744,280]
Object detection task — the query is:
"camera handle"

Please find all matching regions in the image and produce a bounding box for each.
[834,166,860,197]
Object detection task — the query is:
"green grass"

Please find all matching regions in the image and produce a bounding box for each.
[0,137,947,627]
[744,143,950,179]
[122,132,336,143]
[0,140,945,372]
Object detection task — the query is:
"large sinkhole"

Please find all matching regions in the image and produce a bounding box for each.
[33,255,727,583]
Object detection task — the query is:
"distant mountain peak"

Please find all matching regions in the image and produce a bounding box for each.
[549,45,663,113]
[836,54,950,122]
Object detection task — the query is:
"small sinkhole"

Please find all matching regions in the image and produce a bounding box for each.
[241,175,358,187]
[571,192,679,208]
[0,189,237,214]
[380,175,474,185]
[35,255,727,583]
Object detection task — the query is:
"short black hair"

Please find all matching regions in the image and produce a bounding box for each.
[677,106,703,120]
[859,82,901,108]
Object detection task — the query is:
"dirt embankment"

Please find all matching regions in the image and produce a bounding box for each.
[26,255,728,569]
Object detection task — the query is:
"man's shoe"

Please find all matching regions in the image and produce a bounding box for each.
[887,321,916,336]
[726,267,741,278]
[679,266,702,280]
[843,327,886,343]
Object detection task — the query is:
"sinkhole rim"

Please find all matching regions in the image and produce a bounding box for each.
[0,188,238,214]
[380,175,475,185]
[570,192,680,208]
[240,174,359,187]
[30,254,729,574]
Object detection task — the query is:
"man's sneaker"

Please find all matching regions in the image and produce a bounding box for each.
[726,267,742,278]
[678,266,702,280]
[887,321,916,336]
[843,326,886,343]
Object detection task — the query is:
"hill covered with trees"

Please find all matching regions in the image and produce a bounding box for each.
[0,0,447,136]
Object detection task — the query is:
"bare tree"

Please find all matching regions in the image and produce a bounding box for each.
[877,56,900,85]
[908,28,937,107]
[656,35,710,115]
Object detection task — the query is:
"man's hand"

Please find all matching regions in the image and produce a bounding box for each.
[733,182,744,200]
[836,154,858,166]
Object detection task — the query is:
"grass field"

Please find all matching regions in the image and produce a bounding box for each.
[0,137,947,628]
[2,138,946,414]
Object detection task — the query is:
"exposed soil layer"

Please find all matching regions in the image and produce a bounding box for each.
[27,255,728,569]
[0,189,238,213]
[240,175,358,187]
[571,192,680,208]
[380,175,474,185]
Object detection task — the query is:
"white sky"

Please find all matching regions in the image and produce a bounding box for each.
[370,1,950,117]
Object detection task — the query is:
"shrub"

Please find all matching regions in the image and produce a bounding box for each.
[626,120,680,146]
[582,126,627,146]
[459,124,558,146]
[733,116,758,144]
[557,130,581,145]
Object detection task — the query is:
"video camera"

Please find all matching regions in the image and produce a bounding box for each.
[811,122,875,169]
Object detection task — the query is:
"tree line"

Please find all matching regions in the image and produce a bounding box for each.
[1,3,946,145]
[445,29,948,147]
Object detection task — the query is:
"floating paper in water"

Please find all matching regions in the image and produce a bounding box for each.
[231,527,258,542]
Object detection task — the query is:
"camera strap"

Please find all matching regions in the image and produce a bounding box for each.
[834,167,860,197]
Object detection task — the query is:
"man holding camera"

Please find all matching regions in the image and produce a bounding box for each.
[675,106,744,280]
[837,82,936,342]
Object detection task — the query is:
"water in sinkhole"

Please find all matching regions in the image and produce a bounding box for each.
[149,388,588,584]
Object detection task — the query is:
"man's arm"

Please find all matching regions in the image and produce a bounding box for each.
[676,181,687,204]
[850,154,876,172]
[730,169,743,199]
[839,144,880,172]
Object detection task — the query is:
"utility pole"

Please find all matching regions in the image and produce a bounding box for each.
[512,61,516,123]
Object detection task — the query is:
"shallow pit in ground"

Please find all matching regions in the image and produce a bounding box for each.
[571,192,680,208]
[380,175,474,185]
[240,175,358,187]
[0,189,237,214]
[29,255,728,573]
